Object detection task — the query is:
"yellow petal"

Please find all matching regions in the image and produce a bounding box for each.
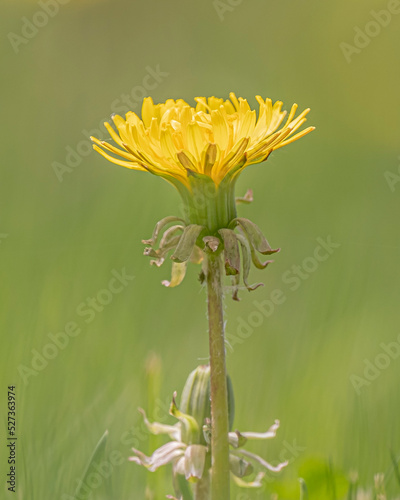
[234,110,256,142]
[142,97,155,128]
[208,96,224,110]
[211,109,230,151]
[282,103,298,128]
[149,117,160,141]
[103,121,124,147]
[126,111,141,127]
[92,138,137,162]
[92,144,146,170]
[187,122,207,161]
[195,97,208,113]
[223,100,236,114]
[160,125,179,160]
[217,137,249,180]
[238,98,251,115]
[273,126,315,149]
[229,92,240,111]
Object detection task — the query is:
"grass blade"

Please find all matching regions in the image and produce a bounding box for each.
[390,449,400,488]
[327,458,337,500]
[74,429,108,500]
[299,478,309,500]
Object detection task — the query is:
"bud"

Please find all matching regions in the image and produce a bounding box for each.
[131,364,286,491]
[179,364,235,445]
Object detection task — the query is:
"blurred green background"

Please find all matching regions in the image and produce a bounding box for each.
[1,0,400,498]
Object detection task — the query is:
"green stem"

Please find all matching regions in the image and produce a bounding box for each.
[206,253,230,500]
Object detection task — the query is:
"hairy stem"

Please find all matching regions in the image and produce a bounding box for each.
[206,253,230,500]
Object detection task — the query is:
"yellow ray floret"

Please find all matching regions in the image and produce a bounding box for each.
[91,93,314,188]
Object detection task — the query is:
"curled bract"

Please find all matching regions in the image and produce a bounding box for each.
[142,193,280,299]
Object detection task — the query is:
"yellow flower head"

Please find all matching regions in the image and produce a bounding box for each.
[91,93,314,290]
[92,92,313,190]
[92,93,314,234]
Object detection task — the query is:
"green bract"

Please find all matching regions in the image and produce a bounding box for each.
[142,191,280,299]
